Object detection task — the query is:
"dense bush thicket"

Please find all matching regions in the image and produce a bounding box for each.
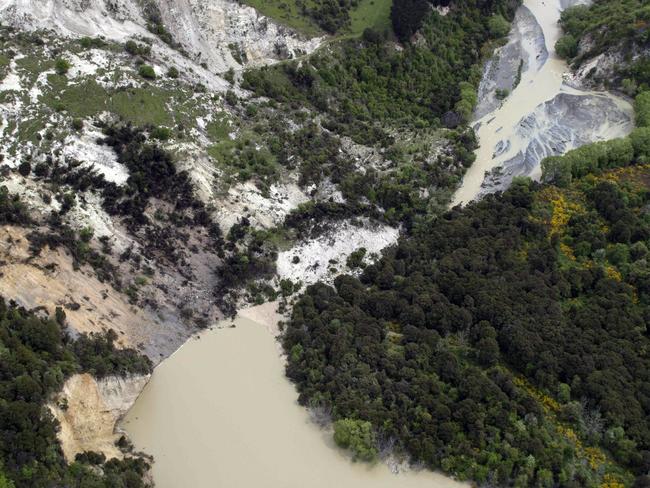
[243,0,519,146]
[283,168,650,486]
[99,123,202,227]
[558,0,650,90]
[559,0,650,58]
[299,0,360,33]
[0,298,152,487]
[390,0,431,41]
[0,186,31,226]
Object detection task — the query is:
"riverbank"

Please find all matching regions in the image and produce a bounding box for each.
[122,311,470,488]
[452,0,633,206]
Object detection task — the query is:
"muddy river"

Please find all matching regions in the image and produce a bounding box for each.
[123,0,633,485]
[122,316,468,488]
[452,0,633,205]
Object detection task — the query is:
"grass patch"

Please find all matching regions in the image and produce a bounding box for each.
[206,113,232,142]
[240,0,323,36]
[42,77,174,126]
[0,53,10,81]
[15,56,54,84]
[349,0,393,35]
[15,115,47,145]
[110,87,173,126]
[241,0,392,37]
[207,139,238,167]
[45,76,107,117]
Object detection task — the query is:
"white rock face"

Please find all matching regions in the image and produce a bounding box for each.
[216,180,311,230]
[0,0,322,73]
[277,219,399,286]
[474,5,547,119]
[156,0,322,71]
[63,127,130,185]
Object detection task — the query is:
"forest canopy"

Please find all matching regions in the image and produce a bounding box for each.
[283,163,650,487]
[0,298,152,488]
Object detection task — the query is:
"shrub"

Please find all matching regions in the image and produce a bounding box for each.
[347,248,367,269]
[167,66,179,78]
[138,64,156,79]
[630,127,650,160]
[555,35,578,59]
[125,40,151,57]
[71,118,83,131]
[391,0,430,42]
[79,37,106,49]
[634,91,650,127]
[17,161,31,177]
[495,88,509,100]
[223,68,235,84]
[541,155,572,186]
[333,418,377,462]
[225,90,238,106]
[488,14,510,38]
[150,126,171,140]
[454,81,478,122]
[54,58,70,75]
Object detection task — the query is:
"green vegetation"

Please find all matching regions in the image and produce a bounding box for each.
[79,36,108,49]
[240,0,323,35]
[284,160,650,485]
[54,58,70,76]
[124,40,152,57]
[0,186,31,226]
[555,34,578,59]
[0,298,152,487]
[244,0,517,147]
[560,0,650,60]
[138,64,156,79]
[243,0,392,34]
[558,0,650,89]
[206,113,232,141]
[487,13,510,38]
[333,418,378,461]
[349,0,393,35]
[635,90,650,127]
[346,247,367,268]
[43,77,174,126]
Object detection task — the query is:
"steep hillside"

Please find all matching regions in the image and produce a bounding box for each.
[0,0,503,482]
[558,0,650,93]
[0,0,322,72]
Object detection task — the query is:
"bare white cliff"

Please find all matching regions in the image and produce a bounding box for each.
[0,0,322,73]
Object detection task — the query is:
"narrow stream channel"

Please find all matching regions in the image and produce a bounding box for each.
[452,0,633,206]
[122,0,634,485]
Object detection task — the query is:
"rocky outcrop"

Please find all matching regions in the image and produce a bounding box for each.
[155,0,322,71]
[567,38,650,90]
[474,5,547,119]
[479,89,633,194]
[0,0,322,73]
[48,373,150,462]
[276,219,399,285]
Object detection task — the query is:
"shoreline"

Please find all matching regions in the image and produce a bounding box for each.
[451,0,633,206]
[122,309,472,488]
